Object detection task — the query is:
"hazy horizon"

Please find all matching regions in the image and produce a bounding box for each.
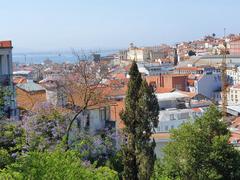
[1,0,240,53]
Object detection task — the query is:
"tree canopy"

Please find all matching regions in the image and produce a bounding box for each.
[154,106,240,180]
[0,150,118,179]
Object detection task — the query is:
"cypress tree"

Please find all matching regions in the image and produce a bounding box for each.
[136,80,159,180]
[120,61,142,180]
[120,61,159,180]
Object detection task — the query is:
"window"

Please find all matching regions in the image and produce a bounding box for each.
[165,126,169,131]
[192,112,197,117]
[85,114,90,129]
[171,125,174,129]
[179,113,189,119]
[7,55,10,74]
[170,114,174,120]
[100,108,106,121]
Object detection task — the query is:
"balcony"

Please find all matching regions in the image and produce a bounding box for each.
[0,74,11,86]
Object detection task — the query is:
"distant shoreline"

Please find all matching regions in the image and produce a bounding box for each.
[13,50,118,64]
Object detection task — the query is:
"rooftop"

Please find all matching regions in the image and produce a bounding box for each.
[156,91,189,101]
[13,70,32,75]
[17,81,45,92]
[0,40,12,49]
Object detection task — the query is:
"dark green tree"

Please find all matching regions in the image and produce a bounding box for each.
[156,106,240,180]
[188,50,196,56]
[120,61,142,180]
[120,61,159,180]
[136,80,159,180]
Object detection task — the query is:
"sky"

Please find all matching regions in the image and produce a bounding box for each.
[1,0,240,53]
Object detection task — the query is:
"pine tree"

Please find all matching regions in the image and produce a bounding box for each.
[120,61,159,180]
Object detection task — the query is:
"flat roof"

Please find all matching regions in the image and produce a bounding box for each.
[227,105,240,112]
[156,92,189,101]
[13,71,32,75]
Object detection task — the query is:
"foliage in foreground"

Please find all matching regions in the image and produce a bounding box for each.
[0,121,26,169]
[153,106,240,180]
[0,150,118,180]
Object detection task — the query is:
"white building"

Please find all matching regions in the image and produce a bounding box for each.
[156,92,189,110]
[0,41,17,118]
[227,66,240,85]
[78,106,110,134]
[127,48,150,62]
[155,108,205,133]
[156,91,211,110]
[188,73,222,99]
[137,62,173,76]
[227,84,240,106]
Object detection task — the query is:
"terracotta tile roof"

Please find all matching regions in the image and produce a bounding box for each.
[229,131,240,143]
[0,40,12,48]
[151,132,171,140]
[155,87,175,93]
[231,117,240,128]
[162,74,188,77]
[187,79,195,86]
[112,73,127,79]
[230,38,240,43]
[176,67,201,71]
[13,76,27,84]
[123,64,132,72]
[192,107,202,112]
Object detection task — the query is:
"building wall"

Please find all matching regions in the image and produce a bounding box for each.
[46,89,67,107]
[127,48,150,61]
[16,88,46,110]
[146,75,187,91]
[0,49,12,75]
[78,107,109,134]
[228,87,240,105]
[230,39,240,55]
[227,67,240,85]
[160,75,187,91]
[196,73,221,99]
[0,45,17,117]
[155,109,204,132]
[89,108,106,134]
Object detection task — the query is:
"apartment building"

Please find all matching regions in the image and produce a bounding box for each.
[227,84,240,106]
[227,66,240,85]
[155,107,205,133]
[188,73,222,99]
[230,39,240,55]
[0,40,17,118]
